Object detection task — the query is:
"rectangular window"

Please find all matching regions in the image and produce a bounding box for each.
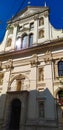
[39,101,45,118]
[30,22,34,30]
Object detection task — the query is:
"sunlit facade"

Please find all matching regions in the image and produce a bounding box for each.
[0,6,63,130]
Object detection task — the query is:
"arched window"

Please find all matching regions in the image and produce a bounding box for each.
[39,30,44,38]
[58,61,63,76]
[39,17,44,26]
[22,34,28,49]
[29,34,33,47]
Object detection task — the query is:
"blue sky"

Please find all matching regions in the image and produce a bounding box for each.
[0,0,63,43]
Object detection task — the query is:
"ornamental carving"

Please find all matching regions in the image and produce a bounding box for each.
[44,51,52,64]
[5,59,13,69]
[30,54,40,67]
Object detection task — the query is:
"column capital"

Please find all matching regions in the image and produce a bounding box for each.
[30,54,40,67]
[44,51,52,64]
[3,59,13,70]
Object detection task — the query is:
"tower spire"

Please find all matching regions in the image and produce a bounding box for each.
[28,1,31,6]
[44,1,47,7]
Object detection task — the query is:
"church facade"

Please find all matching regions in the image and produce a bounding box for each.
[0,6,63,130]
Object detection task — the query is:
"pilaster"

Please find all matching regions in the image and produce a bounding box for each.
[28,54,38,119]
[44,51,55,120]
[12,25,17,49]
[33,17,38,44]
[0,59,13,120]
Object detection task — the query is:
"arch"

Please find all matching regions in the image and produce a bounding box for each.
[9,98,21,130]
[22,33,27,37]
[9,73,30,87]
[54,87,63,98]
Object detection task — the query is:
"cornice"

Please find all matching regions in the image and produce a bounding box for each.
[0,38,63,61]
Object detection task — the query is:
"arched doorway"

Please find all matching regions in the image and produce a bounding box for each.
[9,99,21,130]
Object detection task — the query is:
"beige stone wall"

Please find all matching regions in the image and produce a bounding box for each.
[0,6,63,130]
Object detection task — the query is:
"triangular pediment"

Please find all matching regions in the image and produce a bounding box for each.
[9,6,49,23]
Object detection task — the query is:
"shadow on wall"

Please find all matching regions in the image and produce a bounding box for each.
[0,88,63,130]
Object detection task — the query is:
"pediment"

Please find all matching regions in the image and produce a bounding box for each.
[9,6,49,23]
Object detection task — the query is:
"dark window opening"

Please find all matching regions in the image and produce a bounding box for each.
[30,22,34,30]
[39,101,44,118]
